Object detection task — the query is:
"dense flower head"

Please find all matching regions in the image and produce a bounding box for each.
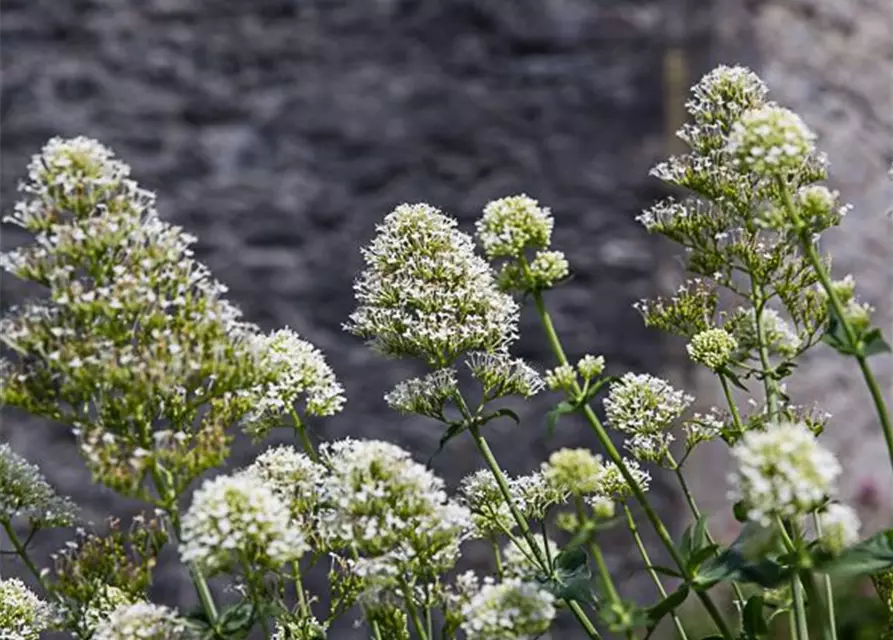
[730,307,801,359]
[180,472,306,574]
[544,364,577,392]
[816,503,861,555]
[384,368,458,419]
[0,443,78,527]
[458,470,515,537]
[241,329,345,436]
[466,351,544,399]
[728,421,841,526]
[576,354,605,380]
[541,448,608,496]
[592,458,652,501]
[476,195,554,260]
[502,537,559,580]
[528,250,569,288]
[0,578,54,640]
[683,408,726,448]
[243,445,326,527]
[685,66,768,129]
[686,327,737,371]
[82,584,137,634]
[346,203,519,365]
[604,373,693,463]
[271,616,327,640]
[92,603,188,640]
[317,439,470,581]
[460,578,556,640]
[726,105,817,177]
[510,471,568,520]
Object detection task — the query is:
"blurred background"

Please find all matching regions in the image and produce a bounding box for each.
[1,0,891,637]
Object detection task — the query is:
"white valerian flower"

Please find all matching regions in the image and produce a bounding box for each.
[461,578,556,640]
[180,473,307,574]
[683,408,726,448]
[0,578,54,640]
[590,458,652,502]
[726,105,817,177]
[476,195,554,259]
[82,584,137,633]
[502,537,559,580]
[686,328,737,371]
[528,250,569,288]
[728,422,841,526]
[242,328,345,436]
[346,203,519,365]
[684,65,768,128]
[92,603,188,640]
[271,616,327,640]
[242,445,326,527]
[604,373,693,463]
[730,307,801,358]
[384,368,459,419]
[509,471,567,520]
[576,354,605,381]
[0,443,78,527]
[816,503,861,555]
[543,364,577,392]
[541,448,609,496]
[459,470,515,537]
[466,351,544,399]
[317,439,470,583]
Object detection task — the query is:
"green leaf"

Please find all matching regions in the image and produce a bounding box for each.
[822,307,858,356]
[428,420,469,465]
[862,328,892,357]
[217,600,256,638]
[819,529,893,577]
[742,595,769,637]
[723,370,750,392]
[542,547,596,606]
[648,565,683,579]
[697,548,790,589]
[645,584,689,628]
[546,400,577,434]
[483,408,521,425]
[732,501,749,523]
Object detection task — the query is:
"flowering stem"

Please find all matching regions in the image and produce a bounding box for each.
[750,280,780,421]
[292,560,310,618]
[490,538,505,580]
[573,499,621,607]
[718,374,746,438]
[401,581,431,640]
[2,520,48,593]
[775,517,810,640]
[622,505,689,640]
[531,292,735,640]
[290,408,320,463]
[812,514,839,640]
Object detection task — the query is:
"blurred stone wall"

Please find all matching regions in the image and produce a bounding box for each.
[0,1,690,636]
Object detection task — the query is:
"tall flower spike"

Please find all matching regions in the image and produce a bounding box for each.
[346,203,519,366]
[728,421,841,526]
[0,443,78,528]
[241,328,345,437]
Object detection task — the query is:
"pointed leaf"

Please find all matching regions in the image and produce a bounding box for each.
[483,408,521,426]
[646,584,689,628]
[742,595,769,637]
[546,400,577,434]
[428,421,469,465]
[863,328,892,357]
[819,529,893,577]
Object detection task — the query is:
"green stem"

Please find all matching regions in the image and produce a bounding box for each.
[2,520,48,593]
[292,560,310,618]
[718,374,746,440]
[775,518,809,640]
[568,601,604,640]
[813,514,839,640]
[401,581,430,640]
[531,291,734,640]
[290,407,320,463]
[623,506,689,640]
[574,499,621,606]
[749,280,780,421]
[491,538,505,580]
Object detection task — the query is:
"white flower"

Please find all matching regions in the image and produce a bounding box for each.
[604,373,692,463]
[466,351,544,399]
[242,328,345,436]
[726,105,817,177]
[528,250,569,288]
[82,584,137,634]
[816,503,861,554]
[731,307,801,358]
[509,472,567,520]
[476,195,554,259]
[180,473,306,573]
[461,578,556,640]
[384,368,458,418]
[0,443,78,527]
[459,470,515,537]
[347,203,519,365]
[0,578,54,640]
[502,537,559,580]
[685,65,768,126]
[92,603,188,640]
[576,354,605,380]
[687,328,737,371]
[242,445,326,526]
[541,448,609,496]
[728,422,841,526]
[543,364,576,391]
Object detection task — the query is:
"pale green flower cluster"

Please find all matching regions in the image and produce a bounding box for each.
[816,503,861,555]
[92,603,188,640]
[541,448,607,496]
[0,578,54,640]
[730,307,801,359]
[180,473,307,574]
[0,443,77,528]
[466,351,544,399]
[460,578,556,640]
[528,249,569,288]
[82,584,137,634]
[241,328,345,436]
[271,616,327,640]
[544,364,577,391]
[576,354,605,380]
[604,373,693,463]
[384,368,459,419]
[728,421,841,526]
[726,105,817,177]
[346,203,518,366]
[687,327,737,371]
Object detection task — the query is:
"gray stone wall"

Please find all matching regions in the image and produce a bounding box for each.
[1,0,690,635]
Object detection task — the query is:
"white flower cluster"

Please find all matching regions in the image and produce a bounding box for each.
[466,351,544,399]
[604,373,693,463]
[684,65,768,131]
[528,250,569,288]
[682,408,726,448]
[0,578,54,640]
[544,364,577,392]
[347,203,519,365]
[502,537,560,580]
[0,443,78,527]
[460,578,556,640]
[540,447,651,509]
[82,584,137,634]
[476,195,554,259]
[242,328,345,436]
[576,354,605,380]
[180,473,307,574]
[731,307,801,359]
[384,368,458,419]
[92,603,188,640]
[728,421,841,526]
[317,439,471,584]
[816,503,861,555]
[727,105,817,177]
[686,327,737,371]
[242,445,326,528]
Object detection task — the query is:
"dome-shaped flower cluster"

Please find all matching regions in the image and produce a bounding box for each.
[0,578,54,640]
[460,578,556,640]
[726,105,817,177]
[92,603,188,640]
